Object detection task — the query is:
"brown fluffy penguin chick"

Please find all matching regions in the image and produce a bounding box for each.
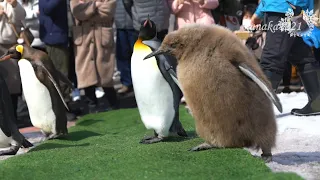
[144,24,279,162]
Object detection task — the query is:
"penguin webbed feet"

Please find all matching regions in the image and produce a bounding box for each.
[189,142,218,152]
[41,131,67,141]
[0,146,20,156]
[46,133,67,140]
[139,136,164,144]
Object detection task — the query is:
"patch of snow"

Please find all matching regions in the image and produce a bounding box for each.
[248,92,320,180]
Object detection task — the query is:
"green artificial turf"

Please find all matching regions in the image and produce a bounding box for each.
[0,108,303,180]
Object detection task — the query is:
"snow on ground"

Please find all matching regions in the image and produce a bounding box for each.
[248,92,320,180]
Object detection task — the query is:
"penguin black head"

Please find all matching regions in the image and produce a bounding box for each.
[139,15,157,40]
[0,44,24,61]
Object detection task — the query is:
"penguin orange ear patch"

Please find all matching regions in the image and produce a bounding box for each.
[16,45,24,54]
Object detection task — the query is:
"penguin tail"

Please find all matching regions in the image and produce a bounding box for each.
[177,127,188,137]
[172,120,188,137]
[22,139,34,148]
[170,113,189,137]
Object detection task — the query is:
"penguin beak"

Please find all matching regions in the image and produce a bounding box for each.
[0,52,12,61]
[143,49,166,60]
[143,15,152,28]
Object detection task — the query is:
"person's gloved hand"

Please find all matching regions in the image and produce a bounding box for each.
[302,26,320,48]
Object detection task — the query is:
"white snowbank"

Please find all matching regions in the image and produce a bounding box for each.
[248,92,320,180]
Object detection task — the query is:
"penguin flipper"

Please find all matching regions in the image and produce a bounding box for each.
[238,63,283,113]
[0,74,14,137]
[39,65,70,111]
[168,68,182,90]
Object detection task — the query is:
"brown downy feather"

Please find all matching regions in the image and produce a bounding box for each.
[158,24,277,151]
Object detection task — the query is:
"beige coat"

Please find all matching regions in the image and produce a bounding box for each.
[70,0,116,89]
[0,1,26,94]
[315,0,320,27]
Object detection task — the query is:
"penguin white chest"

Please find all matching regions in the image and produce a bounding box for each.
[131,44,175,136]
[18,59,56,133]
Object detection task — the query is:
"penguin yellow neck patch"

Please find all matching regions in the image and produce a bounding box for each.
[134,38,150,51]
[133,38,158,70]
[16,45,24,54]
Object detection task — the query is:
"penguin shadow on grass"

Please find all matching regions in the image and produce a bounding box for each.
[76,119,104,127]
[29,142,91,152]
[156,131,198,143]
[28,130,101,152]
[63,130,102,141]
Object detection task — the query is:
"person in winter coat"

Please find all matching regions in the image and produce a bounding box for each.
[168,0,219,29]
[302,0,320,87]
[122,0,171,41]
[70,0,119,113]
[0,0,26,120]
[251,0,318,116]
[168,0,219,109]
[302,0,320,48]
[39,0,77,121]
[18,0,45,50]
[238,3,294,94]
[114,0,135,94]
[66,0,82,102]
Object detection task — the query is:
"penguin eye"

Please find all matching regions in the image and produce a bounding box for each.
[170,42,184,49]
[8,49,15,54]
[171,42,180,49]
[171,43,177,48]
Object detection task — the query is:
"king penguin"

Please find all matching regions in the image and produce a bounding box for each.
[0,45,72,140]
[0,73,33,155]
[131,17,188,144]
[144,24,282,161]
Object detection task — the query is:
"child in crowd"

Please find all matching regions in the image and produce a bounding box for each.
[237,3,265,61]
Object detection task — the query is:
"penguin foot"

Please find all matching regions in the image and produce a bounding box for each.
[47,133,66,140]
[189,143,217,151]
[139,136,164,144]
[0,146,19,156]
[41,130,50,137]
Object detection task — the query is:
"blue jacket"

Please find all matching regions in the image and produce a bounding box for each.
[39,0,69,47]
[255,0,314,19]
